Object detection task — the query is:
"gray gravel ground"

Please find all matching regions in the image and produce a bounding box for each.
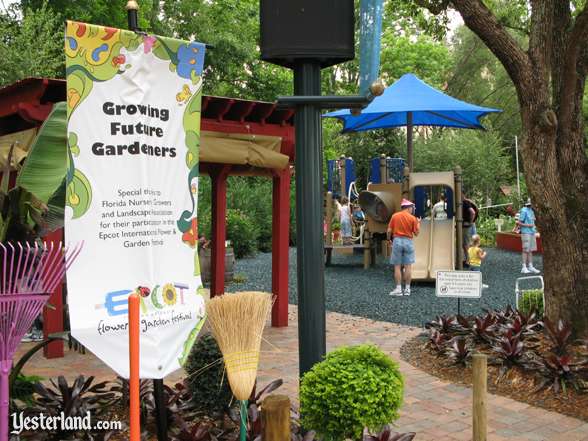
[225,247,544,328]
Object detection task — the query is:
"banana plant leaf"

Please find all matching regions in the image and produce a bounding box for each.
[41,179,66,234]
[16,102,67,203]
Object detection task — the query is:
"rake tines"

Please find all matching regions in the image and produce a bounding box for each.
[0,242,82,295]
[0,241,82,441]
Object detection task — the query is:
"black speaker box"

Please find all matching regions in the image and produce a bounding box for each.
[260,0,355,68]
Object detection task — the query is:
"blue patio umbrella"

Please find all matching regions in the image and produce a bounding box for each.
[324,73,501,170]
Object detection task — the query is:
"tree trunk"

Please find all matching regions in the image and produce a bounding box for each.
[519,99,588,338]
[447,0,588,337]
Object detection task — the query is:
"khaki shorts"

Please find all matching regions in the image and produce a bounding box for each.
[521,233,537,252]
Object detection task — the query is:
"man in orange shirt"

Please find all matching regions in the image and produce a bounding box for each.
[387,199,420,296]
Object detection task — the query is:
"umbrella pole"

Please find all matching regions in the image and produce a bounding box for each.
[406,111,414,172]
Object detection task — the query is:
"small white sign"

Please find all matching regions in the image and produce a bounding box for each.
[436,271,482,298]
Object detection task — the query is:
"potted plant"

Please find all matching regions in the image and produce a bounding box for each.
[198,237,235,284]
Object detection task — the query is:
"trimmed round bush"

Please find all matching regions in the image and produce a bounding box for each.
[184,333,233,414]
[300,344,404,440]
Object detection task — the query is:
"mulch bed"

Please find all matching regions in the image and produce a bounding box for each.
[400,333,588,422]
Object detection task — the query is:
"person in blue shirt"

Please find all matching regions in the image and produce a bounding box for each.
[517,198,541,274]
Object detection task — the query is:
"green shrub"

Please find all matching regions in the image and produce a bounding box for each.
[226,209,259,258]
[519,289,544,318]
[198,176,298,252]
[184,333,233,414]
[476,214,517,247]
[227,177,273,252]
[11,373,42,406]
[299,344,404,441]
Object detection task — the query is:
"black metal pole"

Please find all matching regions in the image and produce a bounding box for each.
[126,1,139,31]
[276,94,373,109]
[153,378,168,441]
[294,61,326,377]
[407,111,414,172]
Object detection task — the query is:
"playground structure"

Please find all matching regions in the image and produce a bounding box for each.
[325,154,464,280]
[324,156,372,266]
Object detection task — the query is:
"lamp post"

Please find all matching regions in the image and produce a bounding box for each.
[277,81,383,375]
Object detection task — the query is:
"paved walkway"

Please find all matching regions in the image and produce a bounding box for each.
[18,306,588,441]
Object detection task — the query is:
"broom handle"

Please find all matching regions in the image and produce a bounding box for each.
[240,400,248,441]
[0,360,10,441]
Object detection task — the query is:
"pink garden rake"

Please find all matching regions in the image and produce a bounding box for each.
[0,242,82,441]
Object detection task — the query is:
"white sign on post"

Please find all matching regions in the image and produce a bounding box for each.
[64,21,207,379]
[436,271,482,298]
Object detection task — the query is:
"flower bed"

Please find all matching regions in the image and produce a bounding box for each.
[400,308,588,421]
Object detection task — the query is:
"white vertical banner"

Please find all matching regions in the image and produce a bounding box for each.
[64,21,206,378]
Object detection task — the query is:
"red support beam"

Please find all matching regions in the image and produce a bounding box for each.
[0,78,49,118]
[43,228,65,358]
[210,165,231,297]
[17,102,54,123]
[271,167,291,327]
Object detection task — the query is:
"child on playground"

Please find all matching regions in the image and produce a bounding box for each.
[468,234,489,289]
[468,235,486,271]
[336,196,353,245]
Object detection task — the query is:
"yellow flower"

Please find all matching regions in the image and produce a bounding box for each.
[162,284,177,306]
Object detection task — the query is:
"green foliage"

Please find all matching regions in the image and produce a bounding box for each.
[383,0,450,40]
[227,177,272,252]
[197,177,212,241]
[159,0,292,101]
[413,129,513,202]
[0,103,71,242]
[300,344,404,441]
[447,27,524,146]
[21,0,155,30]
[519,289,544,318]
[0,2,64,86]
[17,102,67,203]
[184,333,233,415]
[198,175,297,255]
[226,209,258,258]
[476,216,498,247]
[476,214,516,247]
[12,373,42,406]
[380,34,451,89]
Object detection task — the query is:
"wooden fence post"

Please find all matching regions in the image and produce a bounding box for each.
[262,394,290,441]
[473,353,487,441]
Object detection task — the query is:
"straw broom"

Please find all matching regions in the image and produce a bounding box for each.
[206,291,273,441]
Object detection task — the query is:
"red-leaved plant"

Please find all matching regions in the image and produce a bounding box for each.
[362,425,416,441]
[535,354,588,394]
[542,318,573,355]
[447,338,472,366]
